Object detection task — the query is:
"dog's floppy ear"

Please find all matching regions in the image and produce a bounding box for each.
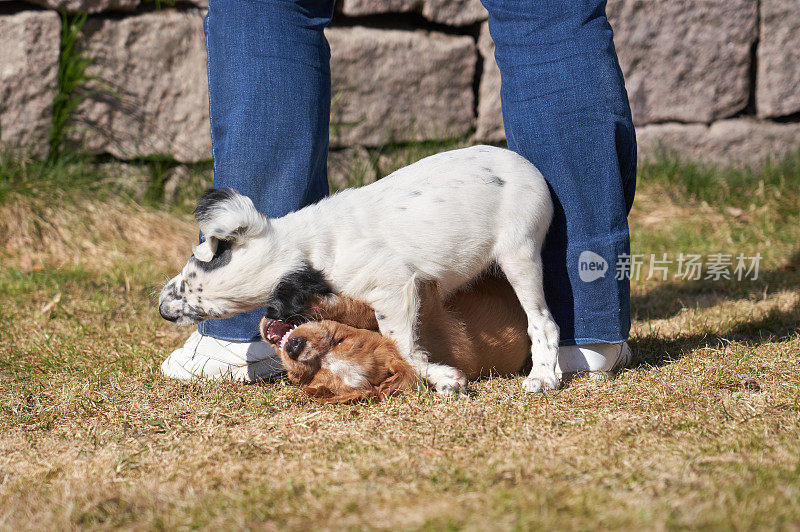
[374,357,417,398]
[301,383,334,401]
[317,387,376,404]
[317,359,415,403]
[302,383,371,404]
[194,188,269,242]
[302,371,382,404]
[192,236,218,262]
[304,360,415,404]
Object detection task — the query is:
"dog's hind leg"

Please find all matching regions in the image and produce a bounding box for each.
[496,246,560,392]
[369,275,468,395]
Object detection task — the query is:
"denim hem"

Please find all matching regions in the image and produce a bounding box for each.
[197,323,263,343]
[559,337,628,347]
[199,334,263,343]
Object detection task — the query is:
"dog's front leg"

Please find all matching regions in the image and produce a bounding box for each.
[369,277,467,395]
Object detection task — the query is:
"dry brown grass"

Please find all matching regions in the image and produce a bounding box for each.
[1,169,799,530]
[0,193,196,273]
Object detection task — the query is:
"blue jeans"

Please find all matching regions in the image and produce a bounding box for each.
[200,0,636,345]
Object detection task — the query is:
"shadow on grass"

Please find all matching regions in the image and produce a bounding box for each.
[631,248,800,323]
[630,285,800,368]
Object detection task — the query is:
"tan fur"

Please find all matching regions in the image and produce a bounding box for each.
[306,295,379,331]
[259,319,417,403]
[418,276,530,380]
[261,274,530,402]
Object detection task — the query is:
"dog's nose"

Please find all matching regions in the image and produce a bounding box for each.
[159,303,178,322]
[285,336,306,359]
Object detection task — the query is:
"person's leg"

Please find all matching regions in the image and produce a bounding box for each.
[200,0,333,342]
[163,0,334,380]
[481,0,636,372]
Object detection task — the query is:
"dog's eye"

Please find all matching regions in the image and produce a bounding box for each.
[333,337,344,346]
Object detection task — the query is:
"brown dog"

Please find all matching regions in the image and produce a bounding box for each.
[260,275,530,402]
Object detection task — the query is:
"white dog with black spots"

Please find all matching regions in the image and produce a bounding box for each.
[159,145,560,394]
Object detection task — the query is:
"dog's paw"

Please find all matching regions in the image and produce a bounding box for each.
[436,382,465,396]
[430,366,468,396]
[522,368,560,393]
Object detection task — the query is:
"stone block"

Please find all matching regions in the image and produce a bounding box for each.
[0,11,61,157]
[607,0,758,124]
[757,0,800,117]
[73,11,211,162]
[328,26,476,147]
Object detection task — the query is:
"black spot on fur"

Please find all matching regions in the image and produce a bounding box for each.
[481,168,505,186]
[183,305,204,322]
[433,198,445,203]
[230,226,250,237]
[190,239,233,272]
[186,271,197,280]
[376,313,386,320]
[263,263,334,322]
[398,206,407,211]
[409,190,422,197]
[194,188,237,223]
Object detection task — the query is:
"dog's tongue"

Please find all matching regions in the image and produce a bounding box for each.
[262,318,293,345]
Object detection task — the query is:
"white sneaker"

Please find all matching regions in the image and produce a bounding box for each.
[161,330,284,382]
[557,341,632,380]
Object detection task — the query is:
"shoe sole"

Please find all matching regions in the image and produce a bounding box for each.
[559,343,633,382]
[161,355,284,383]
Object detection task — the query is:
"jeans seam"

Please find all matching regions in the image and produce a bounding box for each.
[561,337,627,346]
[204,9,217,182]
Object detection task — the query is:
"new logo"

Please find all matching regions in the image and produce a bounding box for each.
[578,250,608,282]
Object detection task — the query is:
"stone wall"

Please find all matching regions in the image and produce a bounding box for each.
[1,0,799,168]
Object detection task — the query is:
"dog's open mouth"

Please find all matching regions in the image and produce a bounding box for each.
[262,318,295,350]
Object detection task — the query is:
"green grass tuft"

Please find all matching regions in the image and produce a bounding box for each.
[48,12,100,163]
[639,148,800,216]
[0,151,106,203]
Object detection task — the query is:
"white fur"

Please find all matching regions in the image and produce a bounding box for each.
[322,356,369,389]
[192,239,217,262]
[198,192,269,242]
[159,145,561,393]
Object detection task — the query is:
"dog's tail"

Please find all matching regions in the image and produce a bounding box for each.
[194,188,269,242]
